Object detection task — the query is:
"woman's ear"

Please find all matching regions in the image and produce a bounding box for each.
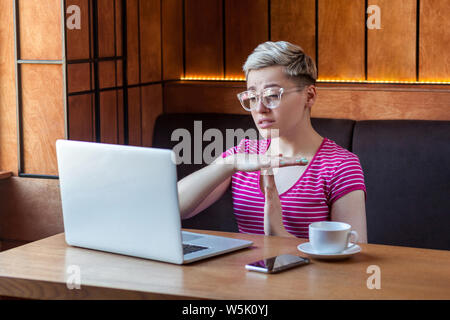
[304,85,317,109]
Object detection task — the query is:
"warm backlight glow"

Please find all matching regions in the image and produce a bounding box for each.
[181,76,450,85]
[182,76,246,81]
[317,79,450,85]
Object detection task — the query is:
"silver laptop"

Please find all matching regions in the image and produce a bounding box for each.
[56,139,252,264]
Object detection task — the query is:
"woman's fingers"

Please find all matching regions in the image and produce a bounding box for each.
[232,153,308,172]
[260,155,308,169]
[278,156,308,167]
[260,154,308,170]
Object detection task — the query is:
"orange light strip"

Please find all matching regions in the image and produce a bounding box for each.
[317,79,450,85]
[181,76,450,85]
[181,76,246,81]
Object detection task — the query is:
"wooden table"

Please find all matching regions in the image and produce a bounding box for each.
[0,230,449,300]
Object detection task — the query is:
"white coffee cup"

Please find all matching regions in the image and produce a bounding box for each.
[308,221,358,254]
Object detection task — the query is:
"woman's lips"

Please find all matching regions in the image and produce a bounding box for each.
[258,120,275,129]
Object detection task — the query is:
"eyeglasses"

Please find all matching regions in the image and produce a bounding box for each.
[236,87,303,111]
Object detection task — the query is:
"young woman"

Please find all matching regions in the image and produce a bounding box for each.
[178,41,367,242]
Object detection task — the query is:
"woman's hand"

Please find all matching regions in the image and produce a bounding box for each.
[261,168,296,238]
[224,153,308,173]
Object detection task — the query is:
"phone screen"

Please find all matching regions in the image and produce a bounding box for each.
[245,254,310,273]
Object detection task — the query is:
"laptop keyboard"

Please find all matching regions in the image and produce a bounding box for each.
[183,244,208,255]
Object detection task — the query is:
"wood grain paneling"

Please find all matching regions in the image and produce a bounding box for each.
[185,0,224,77]
[164,81,246,114]
[0,0,18,174]
[140,0,161,83]
[0,177,63,242]
[67,63,91,93]
[115,0,123,57]
[127,0,140,85]
[141,84,163,147]
[318,0,365,80]
[18,0,62,60]
[116,60,123,87]
[99,61,116,89]
[128,87,142,146]
[21,65,65,175]
[66,0,91,60]
[97,0,116,57]
[100,90,119,144]
[313,87,450,120]
[1,231,450,299]
[271,0,316,60]
[89,0,95,58]
[68,94,94,142]
[163,81,450,121]
[162,0,184,80]
[419,0,450,81]
[225,0,268,78]
[367,0,416,81]
[116,89,125,145]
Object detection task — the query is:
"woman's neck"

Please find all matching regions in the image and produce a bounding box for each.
[267,121,324,158]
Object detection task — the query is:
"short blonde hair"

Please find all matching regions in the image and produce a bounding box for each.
[243,41,317,86]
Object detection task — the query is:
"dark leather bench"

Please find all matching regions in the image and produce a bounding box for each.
[153,113,450,250]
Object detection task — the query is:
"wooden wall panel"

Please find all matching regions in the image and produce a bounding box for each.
[66,0,91,60]
[419,0,450,81]
[141,84,163,147]
[318,0,365,80]
[18,0,62,60]
[313,87,450,120]
[68,94,94,142]
[68,63,91,93]
[162,0,184,80]
[99,91,119,144]
[271,0,316,60]
[116,61,123,87]
[98,0,116,57]
[115,0,123,57]
[0,0,18,174]
[367,0,416,81]
[163,82,450,121]
[21,64,65,175]
[140,0,161,83]
[225,0,268,78]
[128,87,142,146]
[116,89,125,145]
[127,0,140,85]
[185,0,223,77]
[99,61,117,88]
[164,82,246,114]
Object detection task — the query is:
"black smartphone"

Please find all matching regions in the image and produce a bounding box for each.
[245,254,310,274]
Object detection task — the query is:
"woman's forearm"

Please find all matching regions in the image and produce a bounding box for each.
[177,157,235,219]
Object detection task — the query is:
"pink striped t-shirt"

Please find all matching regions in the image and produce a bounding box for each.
[221,137,367,238]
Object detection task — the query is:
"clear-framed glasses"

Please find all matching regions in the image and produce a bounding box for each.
[236,87,303,112]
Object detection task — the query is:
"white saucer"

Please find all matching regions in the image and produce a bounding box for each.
[297,242,361,260]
